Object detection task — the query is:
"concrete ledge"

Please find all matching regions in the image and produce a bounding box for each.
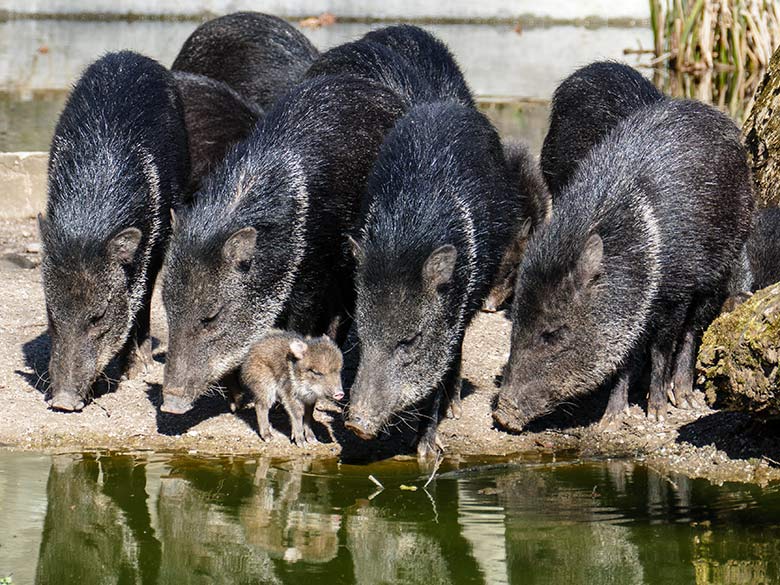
[0,152,47,219]
[0,1,651,22]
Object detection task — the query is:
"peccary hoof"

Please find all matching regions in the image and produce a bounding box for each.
[48,392,86,412]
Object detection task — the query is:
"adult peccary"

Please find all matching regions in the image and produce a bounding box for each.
[541,61,663,196]
[482,141,552,313]
[305,24,473,107]
[346,102,529,458]
[494,99,753,431]
[172,71,263,191]
[160,75,406,415]
[172,12,319,111]
[39,51,189,411]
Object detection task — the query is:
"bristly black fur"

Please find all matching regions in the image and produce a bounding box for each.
[172,12,319,111]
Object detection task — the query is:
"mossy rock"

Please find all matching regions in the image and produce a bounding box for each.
[697,284,780,418]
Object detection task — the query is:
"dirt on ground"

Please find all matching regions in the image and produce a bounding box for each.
[2,217,780,485]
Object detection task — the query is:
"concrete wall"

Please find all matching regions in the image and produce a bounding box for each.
[0,152,48,219]
[0,0,650,21]
[0,20,651,98]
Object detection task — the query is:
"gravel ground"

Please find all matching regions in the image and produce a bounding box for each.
[2,217,780,485]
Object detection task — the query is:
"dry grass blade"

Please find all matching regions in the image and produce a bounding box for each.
[648,0,780,71]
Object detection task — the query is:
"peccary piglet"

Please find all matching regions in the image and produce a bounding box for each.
[495,99,753,431]
[241,330,343,445]
[39,51,189,411]
[541,61,663,196]
[160,75,406,415]
[347,102,525,459]
[483,141,552,313]
[306,24,473,107]
[172,12,319,111]
[172,71,263,192]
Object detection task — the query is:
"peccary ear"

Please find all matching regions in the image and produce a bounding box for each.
[289,339,308,360]
[108,227,142,265]
[347,235,365,264]
[576,233,603,287]
[519,217,533,240]
[423,244,458,289]
[223,227,257,268]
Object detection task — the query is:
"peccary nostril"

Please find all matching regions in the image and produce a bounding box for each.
[160,391,193,415]
[49,392,85,412]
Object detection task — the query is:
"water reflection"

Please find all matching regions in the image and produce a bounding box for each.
[9,454,780,584]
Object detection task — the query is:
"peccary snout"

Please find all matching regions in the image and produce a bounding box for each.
[48,390,86,412]
[160,388,194,415]
[344,415,378,440]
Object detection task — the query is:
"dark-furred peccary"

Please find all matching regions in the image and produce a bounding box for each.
[39,51,189,411]
[306,24,473,107]
[172,71,263,191]
[172,12,319,111]
[346,102,526,458]
[495,98,753,431]
[160,75,406,415]
[541,61,663,196]
[747,207,780,291]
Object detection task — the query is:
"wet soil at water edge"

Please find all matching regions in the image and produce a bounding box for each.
[2,217,780,485]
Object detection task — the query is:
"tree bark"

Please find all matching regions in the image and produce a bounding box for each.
[743,48,780,208]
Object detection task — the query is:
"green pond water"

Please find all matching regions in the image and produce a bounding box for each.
[1,452,780,584]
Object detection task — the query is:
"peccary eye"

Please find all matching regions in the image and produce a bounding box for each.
[397,332,421,350]
[540,326,567,345]
[309,369,323,377]
[88,303,109,328]
[201,306,222,327]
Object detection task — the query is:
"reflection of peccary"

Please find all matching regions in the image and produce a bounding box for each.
[172,71,263,192]
[172,12,319,111]
[483,141,552,313]
[161,75,406,415]
[541,61,663,196]
[346,102,524,458]
[241,330,343,445]
[306,24,473,107]
[495,99,754,431]
[39,51,189,411]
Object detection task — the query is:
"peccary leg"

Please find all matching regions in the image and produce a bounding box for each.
[445,345,463,420]
[281,395,307,446]
[124,299,153,380]
[599,369,631,428]
[302,401,318,444]
[254,399,273,442]
[416,390,444,460]
[672,293,720,409]
[224,370,244,412]
[647,341,676,422]
[670,328,698,409]
[249,376,275,441]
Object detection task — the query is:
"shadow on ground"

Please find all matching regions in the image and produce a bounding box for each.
[676,411,780,463]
